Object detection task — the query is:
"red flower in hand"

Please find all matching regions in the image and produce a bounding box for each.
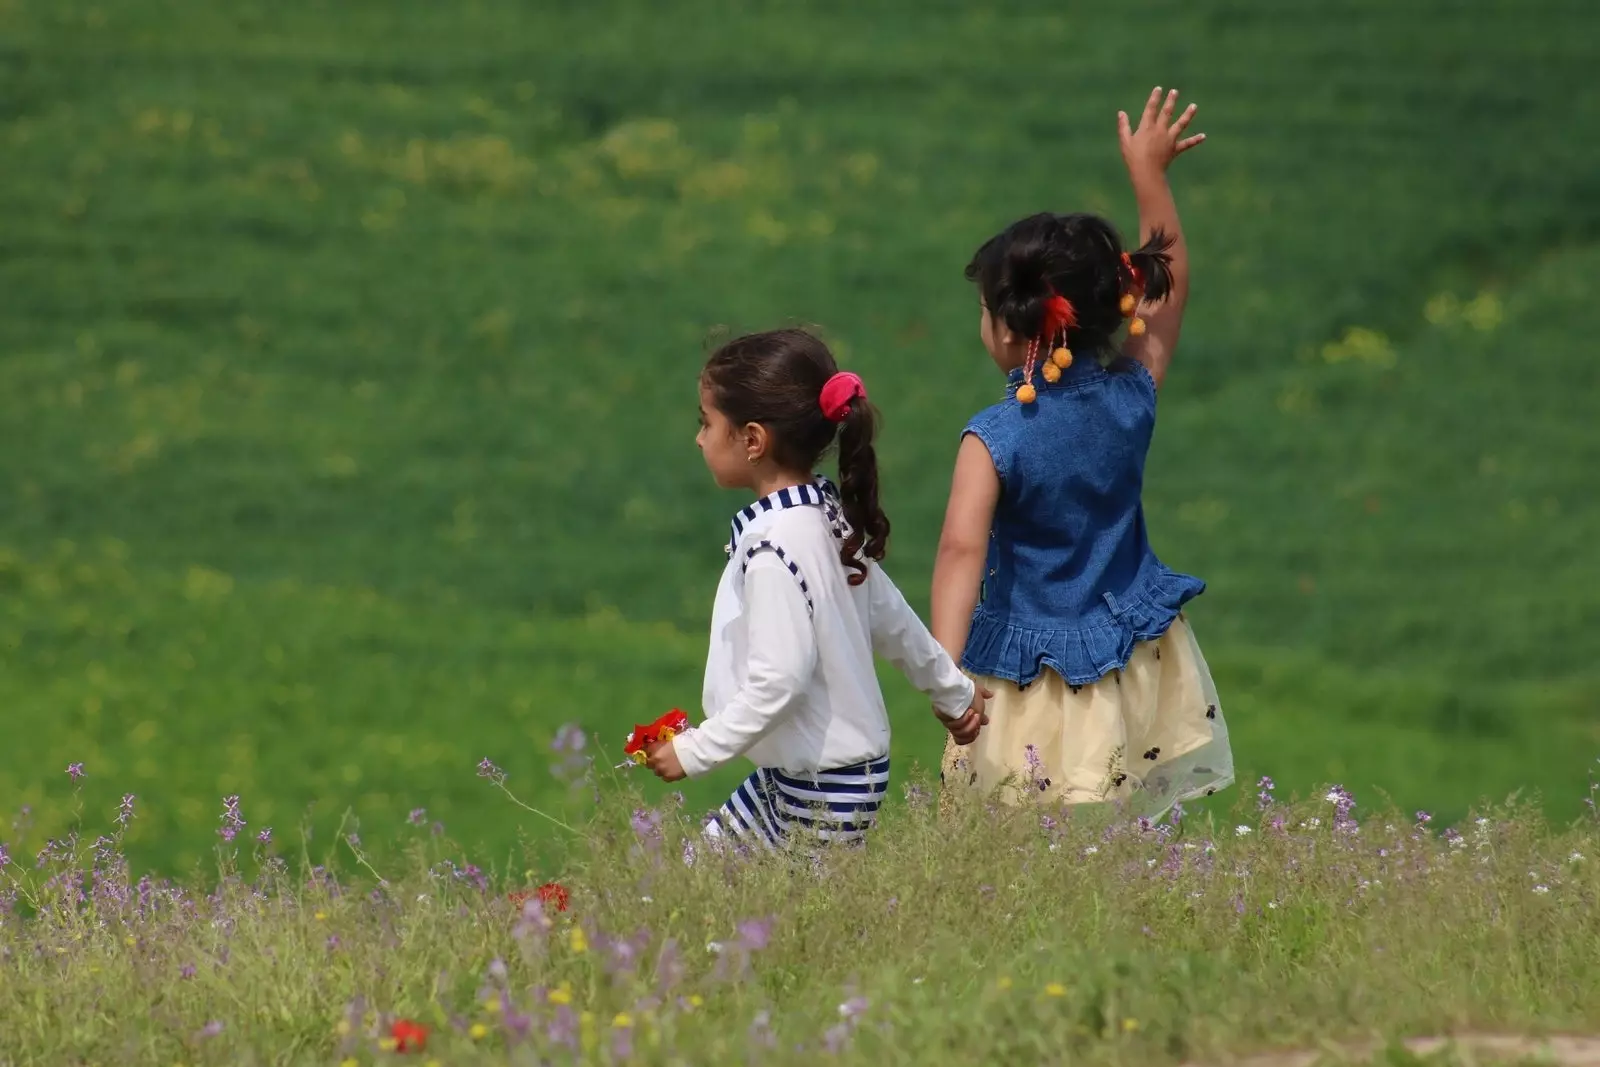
[390,1019,429,1053]
[623,709,691,764]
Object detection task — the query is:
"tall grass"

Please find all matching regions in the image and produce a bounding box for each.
[4,737,1598,1066]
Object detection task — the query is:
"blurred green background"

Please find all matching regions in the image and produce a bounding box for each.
[3,0,1599,874]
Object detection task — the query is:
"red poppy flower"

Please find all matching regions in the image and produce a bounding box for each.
[623,709,691,764]
[509,881,570,913]
[390,1019,429,1053]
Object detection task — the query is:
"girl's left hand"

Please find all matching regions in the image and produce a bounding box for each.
[1118,87,1204,180]
[645,740,687,782]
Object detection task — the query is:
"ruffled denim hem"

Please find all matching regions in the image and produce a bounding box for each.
[960,568,1206,688]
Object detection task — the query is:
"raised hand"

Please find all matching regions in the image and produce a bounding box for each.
[1118,87,1204,180]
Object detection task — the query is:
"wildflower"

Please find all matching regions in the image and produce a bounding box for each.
[179,963,196,979]
[315,911,328,921]
[477,758,507,784]
[346,833,361,848]
[681,839,697,867]
[469,1022,489,1040]
[569,926,587,954]
[548,984,573,1006]
[217,796,245,843]
[487,958,509,982]
[823,1023,853,1054]
[1083,846,1099,856]
[256,828,272,845]
[748,1009,777,1050]
[630,808,663,841]
[553,724,587,753]
[838,996,869,1019]
[0,844,8,868]
[1123,1018,1140,1032]
[1235,824,1252,837]
[1570,852,1586,863]
[408,808,427,826]
[195,1021,224,1039]
[736,917,773,951]
[117,794,136,827]
[1415,810,1433,825]
[612,1013,632,1028]
[66,763,85,781]
[325,935,341,952]
[1044,982,1067,997]
[903,781,931,809]
[997,976,1013,990]
[378,1038,398,1053]
[1533,884,1551,895]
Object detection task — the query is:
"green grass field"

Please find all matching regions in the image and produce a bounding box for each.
[4,0,1600,875]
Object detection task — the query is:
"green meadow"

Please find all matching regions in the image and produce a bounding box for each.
[3,0,1600,874]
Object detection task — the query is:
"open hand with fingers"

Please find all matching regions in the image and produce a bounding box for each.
[940,684,992,746]
[1118,87,1204,181]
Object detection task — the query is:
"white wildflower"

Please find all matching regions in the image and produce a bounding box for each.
[1235,825,1252,837]
[1533,884,1551,895]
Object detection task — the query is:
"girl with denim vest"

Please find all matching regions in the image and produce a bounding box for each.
[644,328,988,849]
[932,89,1233,819]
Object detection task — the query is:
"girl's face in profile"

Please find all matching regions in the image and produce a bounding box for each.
[696,383,752,490]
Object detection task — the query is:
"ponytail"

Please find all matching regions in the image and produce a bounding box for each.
[1125,227,1177,305]
[835,401,889,586]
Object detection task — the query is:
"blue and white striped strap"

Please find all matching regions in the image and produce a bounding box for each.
[725,481,830,558]
[741,540,813,617]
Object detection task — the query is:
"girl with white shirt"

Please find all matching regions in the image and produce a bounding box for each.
[644,328,990,849]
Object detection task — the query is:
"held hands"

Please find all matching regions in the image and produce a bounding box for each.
[1118,87,1204,182]
[644,738,687,782]
[941,684,992,747]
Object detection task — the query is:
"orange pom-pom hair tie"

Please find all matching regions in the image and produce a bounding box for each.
[1017,294,1078,405]
[1120,252,1148,332]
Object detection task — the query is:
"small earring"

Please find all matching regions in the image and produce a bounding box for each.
[747,454,759,465]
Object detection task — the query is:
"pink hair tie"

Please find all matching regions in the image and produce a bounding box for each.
[819,371,866,423]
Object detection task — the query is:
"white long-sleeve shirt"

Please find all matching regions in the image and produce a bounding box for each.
[673,480,975,779]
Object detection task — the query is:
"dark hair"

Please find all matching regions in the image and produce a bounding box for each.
[701,328,888,584]
[965,213,1175,356]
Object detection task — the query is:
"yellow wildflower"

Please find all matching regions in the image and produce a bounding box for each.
[687,994,704,1009]
[483,995,502,1015]
[1044,982,1067,997]
[334,1019,351,1037]
[314,911,328,921]
[340,1059,358,1067]
[1122,1018,1140,1033]
[997,976,1013,991]
[569,927,588,954]
[378,1037,398,1052]
[548,984,573,1006]
[469,1022,488,1040]
[613,1013,633,1029]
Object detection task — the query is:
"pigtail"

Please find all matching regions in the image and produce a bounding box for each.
[1125,228,1177,305]
[835,401,889,585]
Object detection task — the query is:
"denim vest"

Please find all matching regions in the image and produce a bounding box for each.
[960,355,1204,687]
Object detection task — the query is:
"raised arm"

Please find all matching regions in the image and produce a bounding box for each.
[1118,87,1205,389]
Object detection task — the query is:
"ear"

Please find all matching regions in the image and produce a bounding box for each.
[743,422,770,464]
[994,318,1025,346]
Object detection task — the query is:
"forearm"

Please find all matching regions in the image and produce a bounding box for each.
[930,542,984,665]
[1132,171,1187,307]
[866,565,975,718]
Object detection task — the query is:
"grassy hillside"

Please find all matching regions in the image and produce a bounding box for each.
[3,0,1599,871]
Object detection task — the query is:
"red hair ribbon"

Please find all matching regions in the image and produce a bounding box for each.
[819,371,866,423]
[1041,294,1077,339]
[1121,251,1145,291]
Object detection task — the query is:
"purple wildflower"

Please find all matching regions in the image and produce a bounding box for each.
[325,935,341,952]
[749,1009,777,1050]
[66,763,85,781]
[180,963,197,980]
[611,1022,634,1060]
[346,833,361,848]
[430,821,445,836]
[823,1023,853,1055]
[217,796,245,843]
[117,794,137,828]
[736,918,773,952]
[487,958,509,982]
[552,724,587,753]
[1415,810,1433,825]
[838,996,869,1020]
[1257,776,1276,810]
[681,839,697,868]
[0,844,8,868]
[256,828,272,845]
[547,1005,578,1049]
[195,1021,224,1040]
[630,808,663,841]
[408,808,427,826]
[477,758,506,784]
